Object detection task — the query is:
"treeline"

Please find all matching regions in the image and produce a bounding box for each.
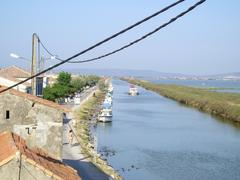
[43,72,100,101]
[123,78,240,124]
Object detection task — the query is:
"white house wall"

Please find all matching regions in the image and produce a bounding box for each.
[0,76,27,92]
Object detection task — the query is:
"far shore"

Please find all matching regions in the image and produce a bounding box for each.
[122,78,240,125]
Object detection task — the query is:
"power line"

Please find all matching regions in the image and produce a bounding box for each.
[39,0,185,60]
[39,39,57,58]
[0,0,206,94]
[40,0,205,65]
[57,0,206,64]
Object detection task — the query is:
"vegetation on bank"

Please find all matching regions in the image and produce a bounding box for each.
[43,72,100,101]
[75,90,104,147]
[123,78,240,123]
[206,87,240,90]
[74,81,123,180]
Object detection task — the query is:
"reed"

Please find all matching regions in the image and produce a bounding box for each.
[123,78,240,123]
[74,90,123,180]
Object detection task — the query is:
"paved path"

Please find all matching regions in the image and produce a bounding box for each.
[62,87,109,180]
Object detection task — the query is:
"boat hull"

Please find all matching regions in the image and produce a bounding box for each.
[98,116,112,122]
[128,92,139,96]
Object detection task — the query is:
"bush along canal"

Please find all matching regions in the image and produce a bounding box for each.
[74,82,123,180]
[123,78,240,124]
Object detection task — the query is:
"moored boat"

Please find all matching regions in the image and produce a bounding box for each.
[128,84,139,96]
[98,82,113,123]
[98,108,112,122]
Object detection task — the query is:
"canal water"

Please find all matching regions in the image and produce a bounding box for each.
[92,79,240,180]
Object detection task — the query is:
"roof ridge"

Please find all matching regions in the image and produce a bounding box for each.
[0,65,30,75]
[0,85,70,112]
[0,131,80,180]
[12,65,30,75]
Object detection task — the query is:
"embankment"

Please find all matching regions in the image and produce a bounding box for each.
[74,90,123,180]
[123,78,240,124]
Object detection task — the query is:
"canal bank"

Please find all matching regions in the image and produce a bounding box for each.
[123,78,240,124]
[74,87,123,180]
[92,79,240,180]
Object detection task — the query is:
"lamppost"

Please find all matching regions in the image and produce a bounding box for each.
[10,53,56,72]
[10,53,31,62]
[10,33,57,96]
[10,52,56,96]
[10,33,38,96]
[11,33,39,96]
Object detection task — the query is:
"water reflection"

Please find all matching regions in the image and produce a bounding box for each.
[92,79,240,180]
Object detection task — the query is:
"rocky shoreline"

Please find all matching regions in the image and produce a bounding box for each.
[74,88,123,180]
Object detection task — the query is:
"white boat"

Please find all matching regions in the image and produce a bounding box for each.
[128,84,139,96]
[108,85,114,94]
[98,108,112,122]
[104,96,112,105]
[98,84,113,123]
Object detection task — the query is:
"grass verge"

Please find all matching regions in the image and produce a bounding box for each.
[74,90,123,180]
[123,78,240,124]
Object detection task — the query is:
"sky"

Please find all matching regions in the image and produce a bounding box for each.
[0,0,240,75]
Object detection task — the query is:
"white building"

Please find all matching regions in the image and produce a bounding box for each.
[0,65,49,95]
[0,65,31,93]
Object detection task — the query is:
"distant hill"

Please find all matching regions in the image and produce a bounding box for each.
[59,68,192,78]
[58,68,240,80]
[201,72,240,79]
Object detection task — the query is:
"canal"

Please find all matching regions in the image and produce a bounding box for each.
[92,79,240,180]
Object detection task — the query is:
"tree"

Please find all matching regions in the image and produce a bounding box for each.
[43,72,72,101]
[43,86,56,101]
[57,72,71,86]
[71,77,85,92]
[98,79,107,91]
[85,75,100,87]
[43,72,100,102]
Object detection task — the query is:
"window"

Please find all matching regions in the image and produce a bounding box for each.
[26,87,32,94]
[6,110,10,119]
[36,77,43,97]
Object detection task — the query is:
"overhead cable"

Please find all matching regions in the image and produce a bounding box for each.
[0,0,206,94]
[58,0,207,64]
[39,0,185,60]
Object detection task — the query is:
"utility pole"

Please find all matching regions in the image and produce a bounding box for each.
[31,33,38,96]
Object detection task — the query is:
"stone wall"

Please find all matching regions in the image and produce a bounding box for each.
[0,92,63,160]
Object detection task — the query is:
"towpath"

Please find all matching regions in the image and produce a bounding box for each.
[62,87,109,180]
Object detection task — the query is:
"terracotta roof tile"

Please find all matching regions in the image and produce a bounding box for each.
[0,65,31,86]
[0,85,70,112]
[0,65,30,77]
[0,132,18,166]
[0,131,81,180]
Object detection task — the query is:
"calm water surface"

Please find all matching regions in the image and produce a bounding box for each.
[92,80,240,180]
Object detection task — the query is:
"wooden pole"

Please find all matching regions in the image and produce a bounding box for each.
[31,33,38,96]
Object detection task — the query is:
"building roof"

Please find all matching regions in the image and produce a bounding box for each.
[0,65,30,78]
[0,85,70,112]
[0,65,31,86]
[0,131,81,180]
